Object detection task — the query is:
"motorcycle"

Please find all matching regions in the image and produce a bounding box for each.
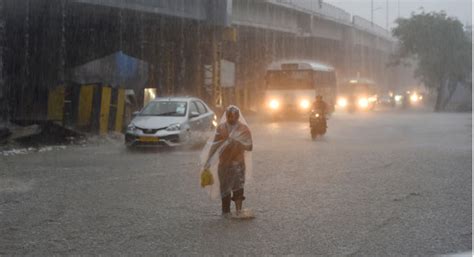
[309,109,327,140]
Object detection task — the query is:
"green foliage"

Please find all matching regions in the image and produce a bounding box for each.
[392,11,471,89]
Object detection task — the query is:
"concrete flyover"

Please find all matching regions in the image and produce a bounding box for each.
[0,0,407,126]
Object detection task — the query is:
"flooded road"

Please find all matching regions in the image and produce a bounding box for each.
[0,111,471,256]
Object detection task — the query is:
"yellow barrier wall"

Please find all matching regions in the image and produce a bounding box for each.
[47,86,65,122]
[99,86,111,135]
[77,85,94,127]
[115,88,125,132]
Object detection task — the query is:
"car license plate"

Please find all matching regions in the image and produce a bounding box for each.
[139,136,159,142]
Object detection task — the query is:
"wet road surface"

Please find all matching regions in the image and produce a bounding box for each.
[0,111,471,256]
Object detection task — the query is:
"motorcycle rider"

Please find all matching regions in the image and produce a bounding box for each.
[312,95,328,116]
[310,95,328,138]
[402,91,411,109]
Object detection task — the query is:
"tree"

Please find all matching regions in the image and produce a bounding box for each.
[391,11,472,111]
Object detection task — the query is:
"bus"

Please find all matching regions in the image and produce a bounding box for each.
[336,78,377,111]
[264,60,337,116]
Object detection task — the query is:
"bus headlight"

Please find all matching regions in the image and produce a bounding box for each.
[358,98,369,108]
[268,99,280,110]
[337,98,348,108]
[299,99,310,110]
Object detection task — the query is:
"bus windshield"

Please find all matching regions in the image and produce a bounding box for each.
[340,83,374,96]
[266,70,313,90]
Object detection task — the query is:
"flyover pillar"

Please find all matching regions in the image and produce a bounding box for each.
[4,0,67,121]
[211,30,223,108]
[0,0,5,122]
[342,27,355,79]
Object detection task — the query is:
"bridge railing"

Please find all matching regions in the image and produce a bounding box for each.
[265,0,393,40]
[265,0,351,23]
[352,15,392,39]
[72,0,208,20]
[232,0,300,33]
[317,2,352,23]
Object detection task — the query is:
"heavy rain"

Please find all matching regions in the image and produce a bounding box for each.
[0,0,472,256]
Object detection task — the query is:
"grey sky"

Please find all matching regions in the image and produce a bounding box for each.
[324,0,472,30]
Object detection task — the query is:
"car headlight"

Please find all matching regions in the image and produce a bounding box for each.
[268,99,280,110]
[358,98,369,108]
[337,97,348,108]
[368,96,377,103]
[394,95,402,102]
[410,94,418,102]
[127,124,138,133]
[299,99,310,110]
[166,123,181,131]
[212,114,218,128]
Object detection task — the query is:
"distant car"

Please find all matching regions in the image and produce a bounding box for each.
[377,95,396,108]
[336,78,377,112]
[125,97,216,147]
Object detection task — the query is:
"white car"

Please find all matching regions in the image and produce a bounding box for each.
[125,97,216,147]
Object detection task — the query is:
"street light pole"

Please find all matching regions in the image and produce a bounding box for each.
[371,0,382,27]
[371,0,374,26]
[398,0,400,18]
[386,0,389,30]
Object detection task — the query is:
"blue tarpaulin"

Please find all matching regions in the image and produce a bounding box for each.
[70,51,149,90]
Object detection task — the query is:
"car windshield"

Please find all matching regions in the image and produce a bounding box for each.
[341,83,374,96]
[140,101,187,117]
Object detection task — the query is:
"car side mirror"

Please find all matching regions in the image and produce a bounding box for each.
[190,111,200,118]
[132,111,140,117]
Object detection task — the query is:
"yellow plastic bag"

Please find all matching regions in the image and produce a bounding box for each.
[200,169,214,188]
